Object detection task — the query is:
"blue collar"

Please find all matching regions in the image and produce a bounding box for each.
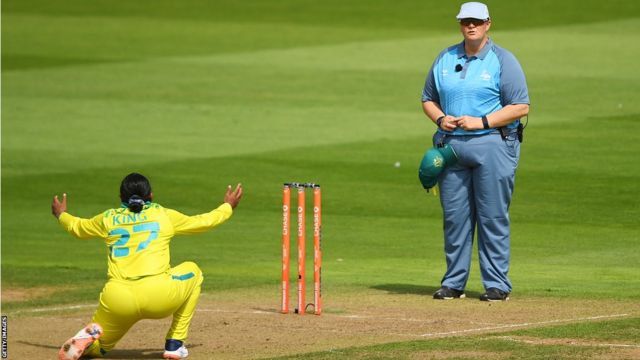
[456,38,492,60]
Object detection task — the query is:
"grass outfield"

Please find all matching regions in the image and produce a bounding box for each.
[2,0,639,358]
[268,317,640,359]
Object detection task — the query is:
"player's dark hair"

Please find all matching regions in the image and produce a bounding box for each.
[120,173,152,213]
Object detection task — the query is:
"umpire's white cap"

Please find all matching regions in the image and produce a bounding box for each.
[456,2,490,20]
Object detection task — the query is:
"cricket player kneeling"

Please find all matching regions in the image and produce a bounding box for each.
[53,173,243,360]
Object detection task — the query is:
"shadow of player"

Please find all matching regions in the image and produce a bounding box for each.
[18,341,201,359]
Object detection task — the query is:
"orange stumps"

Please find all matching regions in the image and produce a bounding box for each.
[313,186,322,315]
[296,186,306,314]
[281,185,291,314]
[281,183,322,315]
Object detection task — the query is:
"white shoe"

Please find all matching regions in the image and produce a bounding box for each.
[58,323,103,360]
[163,345,189,359]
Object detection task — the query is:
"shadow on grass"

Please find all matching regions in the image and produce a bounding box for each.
[17,341,59,350]
[18,341,201,359]
[102,349,164,359]
[106,344,203,359]
[371,283,481,298]
[371,283,438,295]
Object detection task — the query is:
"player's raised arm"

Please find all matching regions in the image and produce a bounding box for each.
[168,183,243,234]
[52,193,107,239]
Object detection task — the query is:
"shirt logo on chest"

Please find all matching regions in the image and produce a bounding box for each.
[480,70,491,81]
[442,69,449,77]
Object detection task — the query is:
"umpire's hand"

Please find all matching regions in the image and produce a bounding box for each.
[224,184,243,209]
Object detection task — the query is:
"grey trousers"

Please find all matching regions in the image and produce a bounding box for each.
[434,130,520,293]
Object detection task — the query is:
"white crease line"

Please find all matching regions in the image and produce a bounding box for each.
[197,309,274,315]
[333,314,434,322]
[406,313,631,338]
[10,305,632,340]
[496,336,640,349]
[197,309,444,323]
[196,309,633,339]
[594,343,640,348]
[584,343,640,348]
[6,304,95,315]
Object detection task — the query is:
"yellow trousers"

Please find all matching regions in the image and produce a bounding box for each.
[85,262,203,357]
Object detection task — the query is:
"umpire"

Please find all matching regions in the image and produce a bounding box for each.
[421,2,529,301]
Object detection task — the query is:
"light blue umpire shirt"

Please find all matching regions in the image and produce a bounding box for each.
[421,38,530,294]
[422,38,529,133]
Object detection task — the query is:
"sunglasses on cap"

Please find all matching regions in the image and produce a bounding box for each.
[459,18,488,26]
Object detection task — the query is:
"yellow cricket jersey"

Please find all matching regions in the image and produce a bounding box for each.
[58,202,233,280]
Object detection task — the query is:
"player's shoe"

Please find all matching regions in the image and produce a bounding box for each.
[163,339,189,359]
[479,288,510,301]
[433,286,466,300]
[58,323,103,360]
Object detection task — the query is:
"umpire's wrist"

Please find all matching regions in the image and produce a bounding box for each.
[436,115,445,128]
[482,115,490,129]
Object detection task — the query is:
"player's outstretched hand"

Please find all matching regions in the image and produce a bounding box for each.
[224,184,243,209]
[52,193,68,219]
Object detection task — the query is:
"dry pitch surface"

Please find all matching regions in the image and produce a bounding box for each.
[4,288,639,359]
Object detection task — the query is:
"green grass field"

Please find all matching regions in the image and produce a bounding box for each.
[2,0,640,358]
